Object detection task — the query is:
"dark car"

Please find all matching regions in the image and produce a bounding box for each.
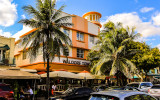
[0,83,14,100]
[50,87,94,100]
[93,85,108,92]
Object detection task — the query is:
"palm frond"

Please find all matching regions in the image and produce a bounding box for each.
[109,59,117,76]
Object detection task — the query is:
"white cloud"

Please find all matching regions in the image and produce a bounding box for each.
[156,44,160,49]
[101,12,160,37]
[0,0,17,27]
[140,7,154,13]
[136,37,155,42]
[56,0,66,2]
[152,13,160,26]
[12,25,32,41]
[0,30,12,37]
[21,14,26,19]
[135,0,138,3]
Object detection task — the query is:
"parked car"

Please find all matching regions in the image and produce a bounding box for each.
[126,82,153,92]
[105,86,122,91]
[114,86,140,91]
[50,87,94,100]
[148,84,160,99]
[0,83,14,100]
[89,90,157,100]
[93,85,108,92]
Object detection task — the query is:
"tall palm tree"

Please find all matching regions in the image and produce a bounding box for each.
[88,21,140,86]
[19,0,72,99]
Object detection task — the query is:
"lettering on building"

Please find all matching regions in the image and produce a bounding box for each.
[63,60,90,66]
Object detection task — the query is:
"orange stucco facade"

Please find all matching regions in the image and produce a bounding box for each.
[14,11,101,73]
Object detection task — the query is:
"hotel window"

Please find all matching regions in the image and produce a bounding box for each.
[63,29,69,36]
[90,36,94,44]
[38,47,43,55]
[23,51,27,60]
[90,15,92,21]
[77,49,84,58]
[93,15,95,21]
[77,32,84,41]
[63,47,69,56]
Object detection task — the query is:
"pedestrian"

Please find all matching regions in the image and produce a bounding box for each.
[51,83,57,96]
[27,85,33,100]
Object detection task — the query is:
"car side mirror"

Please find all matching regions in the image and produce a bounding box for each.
[141,86,147,88]
[75,92,78,94]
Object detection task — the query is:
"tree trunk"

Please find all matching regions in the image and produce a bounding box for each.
[145,71,147,82]
[46,54,50,99]
[116,73,119,86]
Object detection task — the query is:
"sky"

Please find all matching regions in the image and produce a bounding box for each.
[0,0,160,48]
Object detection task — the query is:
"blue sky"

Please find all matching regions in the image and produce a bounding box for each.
[1,0,160,48]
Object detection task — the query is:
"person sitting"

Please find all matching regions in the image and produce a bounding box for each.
[27,85,33,100]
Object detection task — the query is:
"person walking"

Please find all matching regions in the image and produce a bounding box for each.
[51,84,57,96]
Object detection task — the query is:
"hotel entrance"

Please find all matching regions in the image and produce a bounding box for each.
[0,45,10,63]
[0,50,2,62]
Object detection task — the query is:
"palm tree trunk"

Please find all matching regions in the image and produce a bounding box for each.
[46,54,50,99]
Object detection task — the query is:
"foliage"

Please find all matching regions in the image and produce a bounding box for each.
[88,21,140,80]
[130,42,160,75]
[19,0,73,98]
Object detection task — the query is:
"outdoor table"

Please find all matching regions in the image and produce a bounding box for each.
[53,91,64,96]
[24,92,31,99]
[54,91,63,93]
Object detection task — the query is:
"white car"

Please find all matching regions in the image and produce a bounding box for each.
[89,90,157,100]
[126,82,153,92]
[148,85,160,98]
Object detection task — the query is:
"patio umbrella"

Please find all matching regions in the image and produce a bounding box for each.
[41,69,80,79]
[77,70,95,79]
[0,69,40,79]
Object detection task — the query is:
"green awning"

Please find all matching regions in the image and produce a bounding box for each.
[0,45,10,50]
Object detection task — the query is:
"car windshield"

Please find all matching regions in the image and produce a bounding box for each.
[126,84,139,88]
[89,95,119,100]
[151,86,160,89]
[0,85,11,91]
[62,88,75,94]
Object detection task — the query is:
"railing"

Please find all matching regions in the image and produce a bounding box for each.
[37,84,81,91]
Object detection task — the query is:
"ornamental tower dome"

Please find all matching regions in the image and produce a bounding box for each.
[82,11,102,28]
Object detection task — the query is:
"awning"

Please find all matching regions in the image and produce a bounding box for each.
[41,70,80,79]
[147,73,160,76]
[0,45,10,50]
[0,69,40,79]
[78,70,95,79]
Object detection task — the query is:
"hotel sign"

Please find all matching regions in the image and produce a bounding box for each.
[63,60,90,66]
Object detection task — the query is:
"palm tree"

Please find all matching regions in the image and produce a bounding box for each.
[88,21,140,86]
[19,0,73,99]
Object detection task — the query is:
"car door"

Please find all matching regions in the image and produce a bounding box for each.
[140,94,157,100]
[67,88,85,100]
[124,94,143,100]
[82,88,93,99]
[124,94,157,100]
[140,83,152,92]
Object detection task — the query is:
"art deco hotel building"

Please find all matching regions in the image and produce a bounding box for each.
[14,11,102,73]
